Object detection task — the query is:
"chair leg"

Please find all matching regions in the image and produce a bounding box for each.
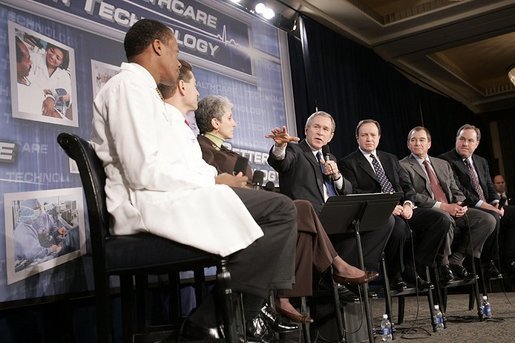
[217,259,238,343]
[120,275,135,343]
[381,255,394,336]
[329,268,346,342]
[471,258,483,320]
[300,296,312,343]
[397,296,405,324]
[424,267,437,332]
[96,276,113,343]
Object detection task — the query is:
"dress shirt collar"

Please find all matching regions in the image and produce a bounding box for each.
[411,153,430,166]
[203,132,225,149]
[359,147,378,159]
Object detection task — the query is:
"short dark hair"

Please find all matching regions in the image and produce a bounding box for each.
[456,124,481,141]
[124,19,172,60]
[158,59,192,98]
[178,59,193,83]
[195,95,233,134]
[46,43,69,69]
[355,119,381,136]
[407,126,432,142]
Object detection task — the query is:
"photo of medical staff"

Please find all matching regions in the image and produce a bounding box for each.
[4,189,86,284]
[9,21,78,127]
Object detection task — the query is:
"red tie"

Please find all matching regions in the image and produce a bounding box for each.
[423,160,448,203]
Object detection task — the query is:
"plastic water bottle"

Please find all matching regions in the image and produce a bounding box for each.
[481,295,492,319]
[433,305,444,332]
[380,314,393,342]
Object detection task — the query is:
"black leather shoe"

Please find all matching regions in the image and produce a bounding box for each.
[245,315,278,343]
[449,263,474,280]
[390,277,407,292]
[410,275,432,290]
[260,304,299,333]
[180,319,224,342]
[439,265,455,284]
[337,284,360,303]
[484,260,502,279]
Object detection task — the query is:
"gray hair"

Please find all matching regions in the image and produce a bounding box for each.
[195,95,233,134]
[305,111,336,133]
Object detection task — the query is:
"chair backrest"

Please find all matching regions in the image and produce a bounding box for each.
[57,132,110,267]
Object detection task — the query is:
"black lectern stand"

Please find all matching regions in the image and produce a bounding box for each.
[319,193,402,343]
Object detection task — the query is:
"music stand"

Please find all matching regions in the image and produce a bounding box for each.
[319,192,402,343]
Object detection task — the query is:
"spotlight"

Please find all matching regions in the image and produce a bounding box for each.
[263,7,275,20]
[255,3,265,14]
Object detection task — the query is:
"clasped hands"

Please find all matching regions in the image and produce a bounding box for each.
[393,203,413,220]
[442,202,468,217]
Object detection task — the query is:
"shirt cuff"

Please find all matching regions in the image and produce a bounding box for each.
[271,144,286,160]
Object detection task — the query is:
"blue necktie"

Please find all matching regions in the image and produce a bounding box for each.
[370,154,395,193]
[316,152,337,197]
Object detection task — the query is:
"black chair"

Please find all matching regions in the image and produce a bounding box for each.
[57,132,238,343]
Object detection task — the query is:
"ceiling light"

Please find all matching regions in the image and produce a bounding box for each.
[229,0,242,3]
[255,3,265,14]
[509,65,515,87]
[263,7,275,20]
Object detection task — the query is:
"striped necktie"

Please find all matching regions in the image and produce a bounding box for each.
[463,159,486,201]
[370,154,395,193]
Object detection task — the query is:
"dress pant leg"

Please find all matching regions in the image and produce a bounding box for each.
[228,187,297,298]
[454,208,497,258]
[474,208,500,261]
[278,200,336,298]
[384,216,410,277]
[407,208,451,267]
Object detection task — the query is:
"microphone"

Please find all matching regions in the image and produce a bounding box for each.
[322,144,331,162]
[264,181,276,192]
[251,170,265,190]
[233,156,249,175]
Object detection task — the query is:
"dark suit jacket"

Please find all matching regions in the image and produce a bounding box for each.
[439,149,499,207]
[399,154,466,207]
[267,140,352,213]
[197,135,252,179]
[338,149,416,203]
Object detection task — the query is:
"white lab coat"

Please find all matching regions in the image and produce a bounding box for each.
[92,62,263,257]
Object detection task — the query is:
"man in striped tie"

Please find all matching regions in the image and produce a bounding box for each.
[400,126,495,282]
[440,124,515,278]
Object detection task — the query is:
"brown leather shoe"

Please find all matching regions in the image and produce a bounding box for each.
[275,306,314,324]
[333,270,379,285]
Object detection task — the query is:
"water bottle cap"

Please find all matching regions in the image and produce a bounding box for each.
[382,314,388,319]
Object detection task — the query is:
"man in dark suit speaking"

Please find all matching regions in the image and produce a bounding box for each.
[440,124,515,277]
[400,126,495,282]
[267,111,393,278]
[339,119,450,290]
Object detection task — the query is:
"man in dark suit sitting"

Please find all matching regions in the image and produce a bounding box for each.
[440,124,515,278]
[339,119,451,290]
[267,112,393,285]
[399,126,495,281]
